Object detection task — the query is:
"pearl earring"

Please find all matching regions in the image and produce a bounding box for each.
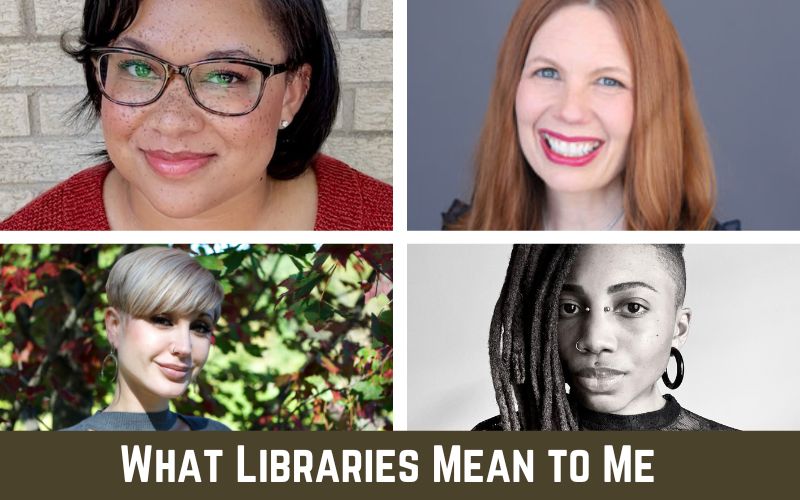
[279,119,290,129]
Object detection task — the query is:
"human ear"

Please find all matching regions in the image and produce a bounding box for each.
[280,64,311,125]
[672,306,691,348]
[105,307,123,348]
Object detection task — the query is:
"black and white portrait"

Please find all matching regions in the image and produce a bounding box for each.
[408,244,800,431]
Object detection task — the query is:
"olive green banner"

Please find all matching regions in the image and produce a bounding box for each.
[0,432,792,499]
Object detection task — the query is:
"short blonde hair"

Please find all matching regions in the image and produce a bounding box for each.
[106,247,224,321]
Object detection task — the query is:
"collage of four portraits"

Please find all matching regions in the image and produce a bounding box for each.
[1,0,799,433]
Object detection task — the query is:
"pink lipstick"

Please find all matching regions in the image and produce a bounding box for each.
[143,149,215,178]
[539,129,604,167]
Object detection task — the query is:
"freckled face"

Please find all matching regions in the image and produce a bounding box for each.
[101,0,290,219]
[515,5,634,194]
[556,245,685,415]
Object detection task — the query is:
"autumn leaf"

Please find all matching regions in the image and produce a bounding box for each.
[12,340,35,363]
[320,355,340,375]
[10,290,44,311]
[35,261,60,280]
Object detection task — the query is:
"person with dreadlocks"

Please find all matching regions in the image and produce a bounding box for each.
[475,244,733,431]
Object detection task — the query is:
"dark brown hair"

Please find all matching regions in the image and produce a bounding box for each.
[62,0,339,180]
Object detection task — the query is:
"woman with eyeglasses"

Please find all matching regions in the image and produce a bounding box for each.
[1,0,392,231]
[63,247,229,431]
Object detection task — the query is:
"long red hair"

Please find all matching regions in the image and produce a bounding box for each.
[454,0,716,230]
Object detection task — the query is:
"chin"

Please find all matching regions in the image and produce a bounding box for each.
[574,392,631,414]
[531,167,602,194]
[142,189,219,220]
[153,383,189,400]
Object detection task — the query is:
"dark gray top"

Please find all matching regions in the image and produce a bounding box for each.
[61,409,230,431]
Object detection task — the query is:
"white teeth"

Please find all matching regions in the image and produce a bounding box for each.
[543,133,601,158]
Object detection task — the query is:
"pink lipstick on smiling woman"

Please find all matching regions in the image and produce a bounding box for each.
[539,129,604,167]
[143,149,216,178]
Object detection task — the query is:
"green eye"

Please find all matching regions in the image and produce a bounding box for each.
[204,71,245,87]
[121,60,157,79]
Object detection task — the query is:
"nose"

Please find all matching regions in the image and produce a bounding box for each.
[579,308,618,354]
[554,83,592,125]
[145,75,204,136]
[170,320,192,359]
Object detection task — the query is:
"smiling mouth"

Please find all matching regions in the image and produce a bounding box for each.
[156,362,191,382]
[143,149,216,178]
[539,129,604,167]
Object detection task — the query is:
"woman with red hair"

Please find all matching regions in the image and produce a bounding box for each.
[446,0,734,230]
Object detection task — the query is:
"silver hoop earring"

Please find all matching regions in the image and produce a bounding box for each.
[102,348,118,382]
[279,119,290,129]
[575,341,588,353]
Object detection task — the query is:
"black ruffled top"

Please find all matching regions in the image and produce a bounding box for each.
[442,199,741,230]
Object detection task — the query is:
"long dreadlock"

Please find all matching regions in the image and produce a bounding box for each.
[489,244,580,430]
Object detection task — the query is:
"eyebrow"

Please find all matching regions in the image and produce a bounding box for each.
[607,281,658,294]
[560,281,658,295]
[114,36,261,61]
[523,55,559,69]
[560,283,584,294]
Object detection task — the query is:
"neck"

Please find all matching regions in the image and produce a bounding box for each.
[107,378,170,414]
[543,179,625,230]
[126,173,273,230]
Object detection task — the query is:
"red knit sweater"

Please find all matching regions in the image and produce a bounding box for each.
[0,155,392,231]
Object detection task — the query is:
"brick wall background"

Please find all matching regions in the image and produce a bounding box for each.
[0,0,393,219]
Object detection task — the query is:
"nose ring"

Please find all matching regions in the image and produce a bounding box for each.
[575,341,588,353]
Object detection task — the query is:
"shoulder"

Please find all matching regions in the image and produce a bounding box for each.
[472,415,504,431]
[179,414,231,431]
[59,412,108,431]
[676,407,737,431]
[313,154,392,230]
[442,199,471,229]
[0,163,112,231]
[713,219,741,231]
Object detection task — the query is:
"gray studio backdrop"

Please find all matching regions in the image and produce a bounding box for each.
[408,0,800,229]
[407,244,800,430]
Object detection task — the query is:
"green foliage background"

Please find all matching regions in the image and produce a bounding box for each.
[0,244,392,431]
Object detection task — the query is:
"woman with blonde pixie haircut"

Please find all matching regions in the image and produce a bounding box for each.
[447,0,731,231]
[64,247,229,431]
